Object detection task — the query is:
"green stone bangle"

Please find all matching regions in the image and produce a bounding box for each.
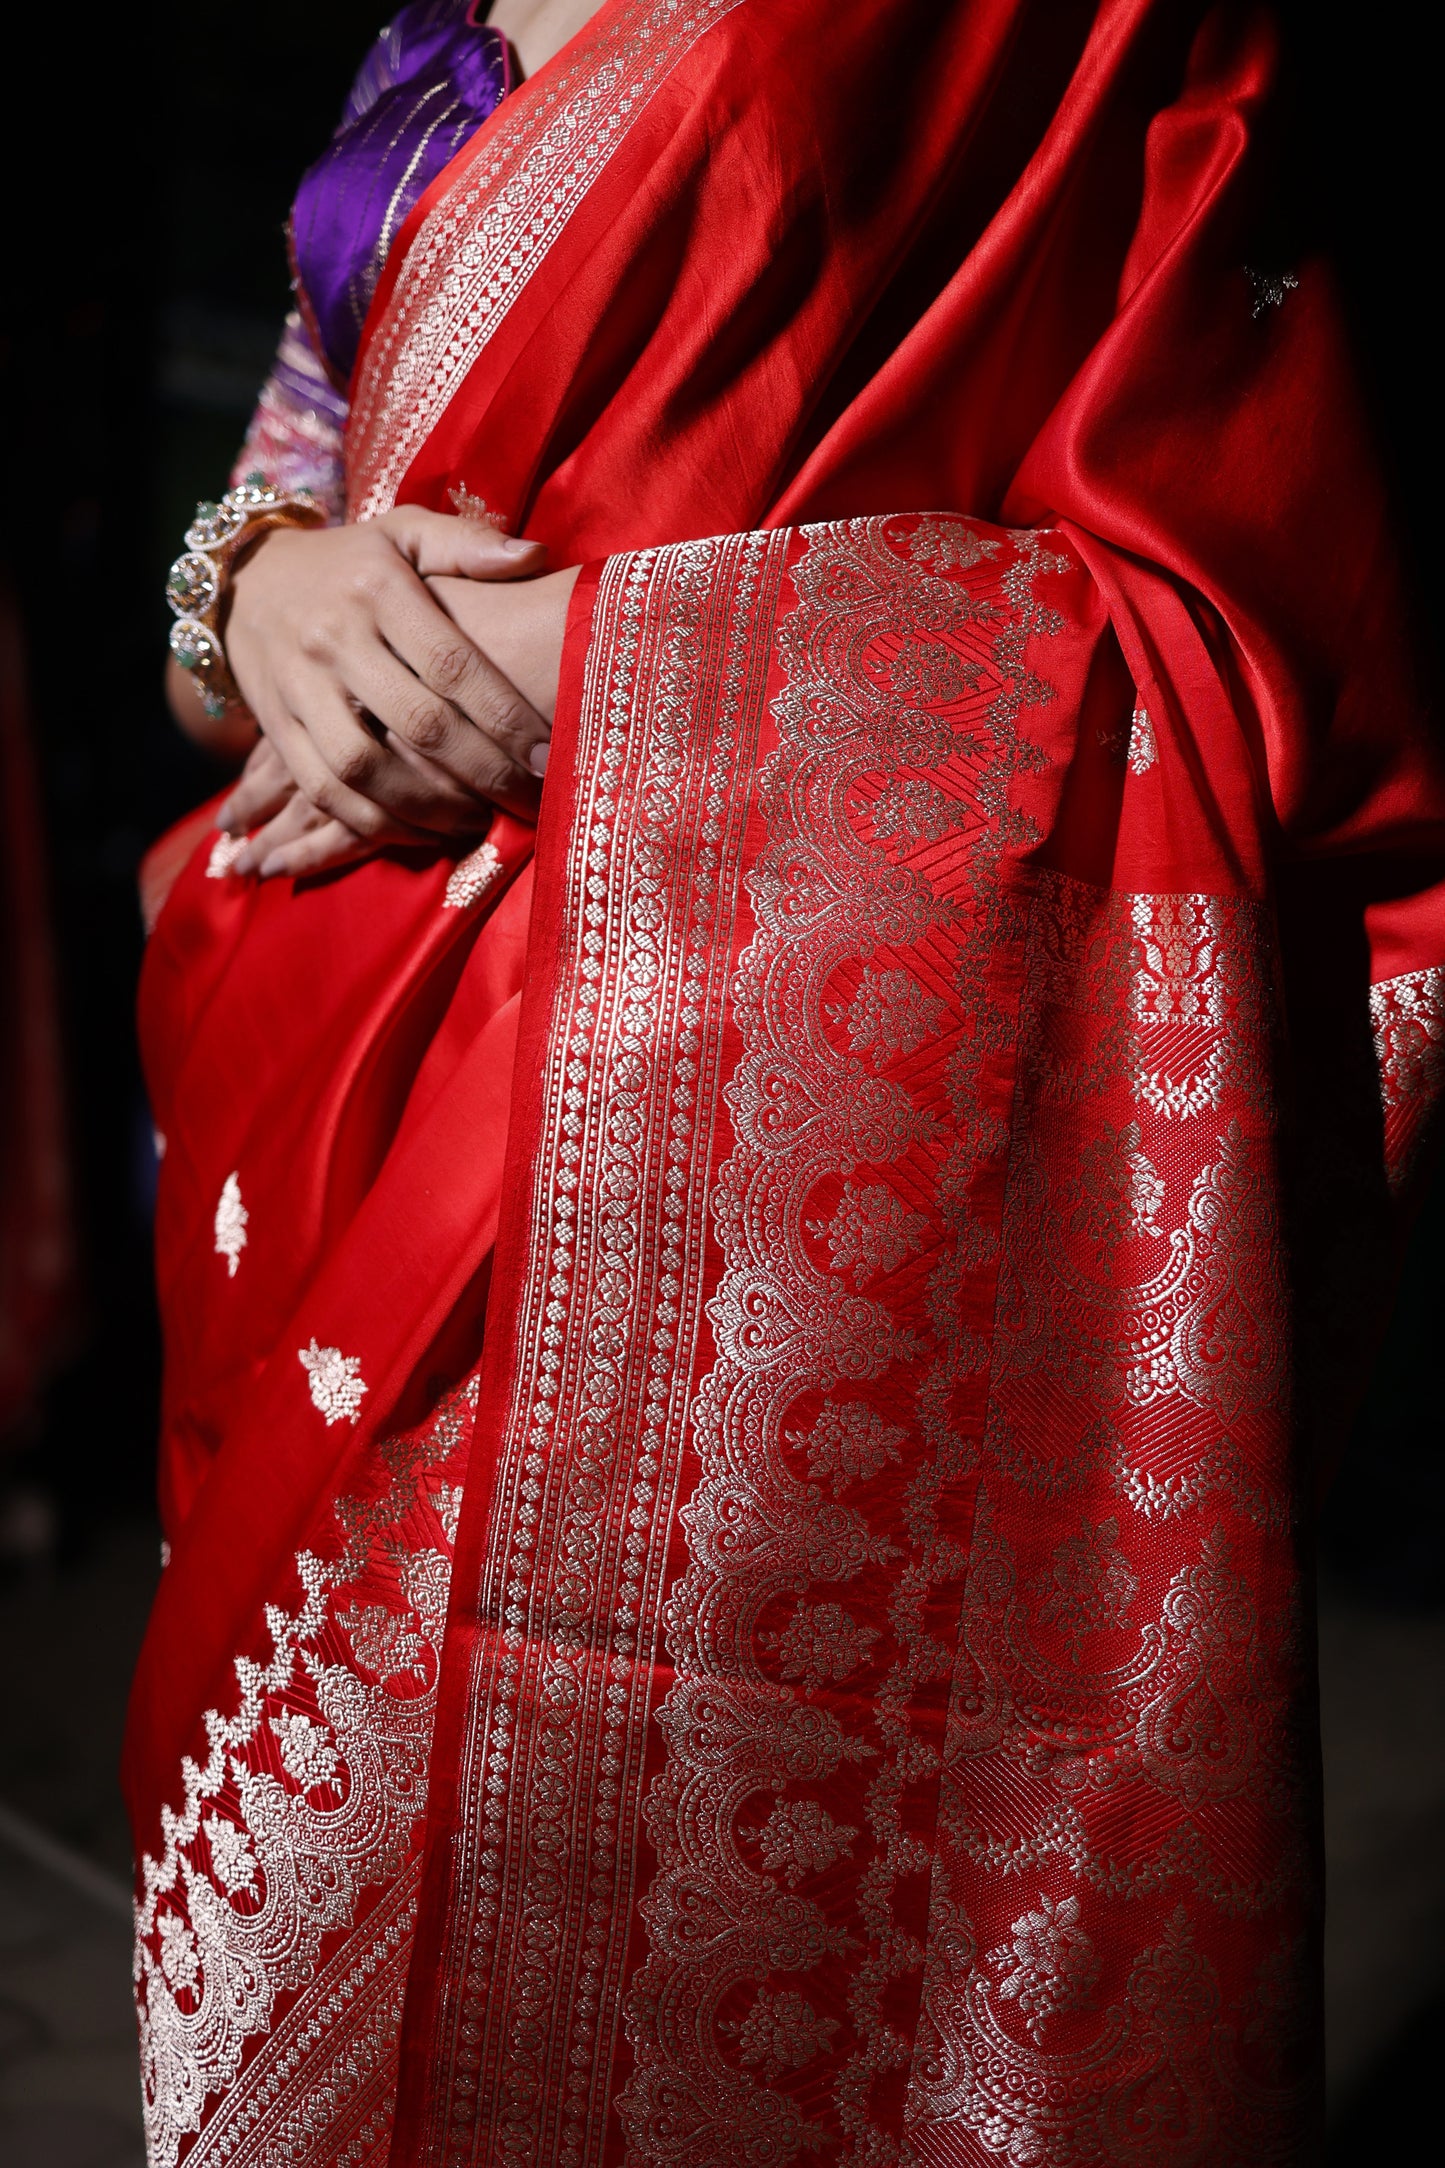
[166,474,325,720]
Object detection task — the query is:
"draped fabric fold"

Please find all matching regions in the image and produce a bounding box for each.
[125,3,1445,2163]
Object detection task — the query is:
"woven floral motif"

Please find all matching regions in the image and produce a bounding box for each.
[134,1380,475,2167]
[367,519,1315,2163]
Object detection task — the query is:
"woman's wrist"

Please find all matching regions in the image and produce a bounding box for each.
[166,477,326,719]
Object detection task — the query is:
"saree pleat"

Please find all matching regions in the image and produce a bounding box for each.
[125,3,1445,2163]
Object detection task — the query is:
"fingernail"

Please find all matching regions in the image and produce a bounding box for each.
[527,741,550,778]
[216,803,235,831]
[232,845,257,875]
[502,534,538,555]
[258,853,286,879]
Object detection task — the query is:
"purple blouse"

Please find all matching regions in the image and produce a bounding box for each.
[233,1,511,517]
[292,0,511,386]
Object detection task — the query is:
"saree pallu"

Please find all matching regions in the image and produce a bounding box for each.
[125,3,1445,2163]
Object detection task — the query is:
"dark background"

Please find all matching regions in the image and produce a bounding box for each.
[0,3,1440,2158]
[0,0,373,1539]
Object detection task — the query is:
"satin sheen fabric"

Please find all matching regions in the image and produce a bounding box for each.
[125,3,1445,2163]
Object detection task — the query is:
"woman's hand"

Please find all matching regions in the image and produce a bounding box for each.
[424,565,580,732]
[221,558,581,880]
[219,506,553,851]
[220,734,399,881]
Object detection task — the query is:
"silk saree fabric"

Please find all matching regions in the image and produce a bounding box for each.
[125,3,1445,2163]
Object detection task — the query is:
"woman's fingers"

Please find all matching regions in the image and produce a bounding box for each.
[251,699,397,839]
[258,815,379,882]
[344,635,543,818]
[256,672,487,838]
[371,580,549,804]
[217,735,294,834]
[231,790,400,881]
[278,540,548,816]
[376,505,547,583]
[256,806,376,880]
[230,789,324,876]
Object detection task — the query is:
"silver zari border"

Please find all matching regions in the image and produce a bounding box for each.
[424,530,789,2166]
[348,0,750,520]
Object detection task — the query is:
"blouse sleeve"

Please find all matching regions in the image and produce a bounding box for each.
[228,311,349,524]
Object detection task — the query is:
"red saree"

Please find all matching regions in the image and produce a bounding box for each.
[125,4,1445,2164]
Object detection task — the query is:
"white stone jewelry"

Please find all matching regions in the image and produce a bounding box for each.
[167,473,325,719]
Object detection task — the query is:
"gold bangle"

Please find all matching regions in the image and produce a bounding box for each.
[166,474,326,718]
